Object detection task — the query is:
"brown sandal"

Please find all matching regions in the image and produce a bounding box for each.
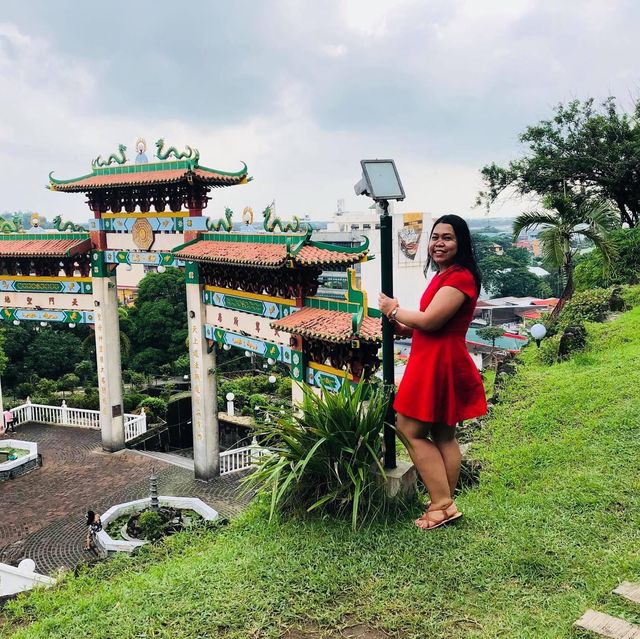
[415,501,462,530]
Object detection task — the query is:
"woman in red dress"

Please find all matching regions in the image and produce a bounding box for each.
[378,214,487,530]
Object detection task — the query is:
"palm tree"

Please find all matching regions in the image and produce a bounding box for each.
[512,195,619,317]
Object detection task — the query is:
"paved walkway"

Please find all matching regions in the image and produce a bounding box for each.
[0,424,250,575]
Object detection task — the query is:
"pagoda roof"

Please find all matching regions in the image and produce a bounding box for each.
[173,233,369,269]
[270,307,381,344]
[0,235,91,257]
[49,159,249,192]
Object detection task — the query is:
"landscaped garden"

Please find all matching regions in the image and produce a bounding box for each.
[1,289,639,638]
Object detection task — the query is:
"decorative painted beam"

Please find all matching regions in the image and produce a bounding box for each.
[0,277,92,294]
[89,216,208,233]
[0,308,94,324]
[203,324,292,365]
[104,250,184,267]
[203,286,296,320]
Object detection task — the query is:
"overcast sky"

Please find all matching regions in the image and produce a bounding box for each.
[1,0,639,224]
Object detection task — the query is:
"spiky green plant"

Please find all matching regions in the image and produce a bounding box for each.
[242,380,400,529]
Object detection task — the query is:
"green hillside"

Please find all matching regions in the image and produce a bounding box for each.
[2,308,640,638]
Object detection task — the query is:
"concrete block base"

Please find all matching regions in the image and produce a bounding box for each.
[377,460,417,499]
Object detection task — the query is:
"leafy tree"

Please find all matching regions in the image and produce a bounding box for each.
[503,247,531,265]
[0,328,8,378]
[74,360,95,384]
[574,227,640,291]
[127,268,188,371]
[476,326,505,365]
[59,373,80,394]
[491,267,550,298]
[512,196,619,314]
[479,97,640,227]
[23,329,84,380]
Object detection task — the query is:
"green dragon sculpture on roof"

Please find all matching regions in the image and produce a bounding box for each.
[92,144,128,169]
[155,139,200,163]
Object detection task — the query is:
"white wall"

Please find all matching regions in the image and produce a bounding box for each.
[0,561,55,597]
[360,211,434,312]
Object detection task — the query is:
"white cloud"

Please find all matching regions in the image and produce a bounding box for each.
[1,1,640,225]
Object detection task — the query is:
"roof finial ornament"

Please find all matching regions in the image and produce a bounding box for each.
[155,139,200,164]
[262,199,303,233]
[91,144,128,169]
[135,138,149,164]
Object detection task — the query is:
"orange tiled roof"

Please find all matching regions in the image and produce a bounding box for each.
[0,238,91,257]
[296,245,367,265]
[271,307,382,343]
[175,241,367,268]
[175,241,288,267]
[50,168,246,192]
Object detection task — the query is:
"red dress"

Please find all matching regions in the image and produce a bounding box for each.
[394,265,487,426]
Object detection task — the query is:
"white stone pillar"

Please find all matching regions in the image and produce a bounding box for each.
[92,252,125,452]
[185,262,219,480]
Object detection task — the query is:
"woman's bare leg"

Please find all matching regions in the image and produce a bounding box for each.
[396,413,452,509]
[431,423,461,498]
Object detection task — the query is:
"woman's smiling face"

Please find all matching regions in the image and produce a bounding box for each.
[429,223,458,269]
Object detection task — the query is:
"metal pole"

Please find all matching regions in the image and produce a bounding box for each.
[0,375,4,432]
[379,201,396,469]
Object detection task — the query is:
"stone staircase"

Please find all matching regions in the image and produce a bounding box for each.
[574,582,640,638]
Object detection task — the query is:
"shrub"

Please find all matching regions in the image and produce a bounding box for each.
[242,381,409,530]
[14,382,33,401]
[536,333,562,365]
[559,288,612,327]
[35,378,58,397]
[59,373,80,393]
[276,376,292,399]
[65,390,100,411]
[139,397,167,423]
[138,510,164,541]
[621,284,640,309]
[123,392,147,413]
[249,393,269,413]
[173,353,191,377]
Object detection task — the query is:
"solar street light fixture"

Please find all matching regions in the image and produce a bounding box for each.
[354,160,405,202]
[354,158,405,470]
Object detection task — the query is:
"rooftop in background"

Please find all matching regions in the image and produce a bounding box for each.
[481,296,558,307]
[49,161,249,193]
[48,139,249,196]
[0,235,91,257]
[466,327,528,352]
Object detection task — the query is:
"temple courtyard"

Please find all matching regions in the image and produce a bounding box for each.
[0,424,248,576]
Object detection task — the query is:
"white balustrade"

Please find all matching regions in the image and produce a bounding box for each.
[219,438,270,476]
[10,400,146,442]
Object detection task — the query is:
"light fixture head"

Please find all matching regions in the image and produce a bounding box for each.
[355,159,405,202]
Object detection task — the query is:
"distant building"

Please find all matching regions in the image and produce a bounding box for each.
[515,238,541,257]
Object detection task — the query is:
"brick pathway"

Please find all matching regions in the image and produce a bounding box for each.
[0,424,250,575]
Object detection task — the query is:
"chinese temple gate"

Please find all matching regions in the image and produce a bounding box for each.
[0,139,381,480]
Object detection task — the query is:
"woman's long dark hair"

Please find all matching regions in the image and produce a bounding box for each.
[424,214,482,294]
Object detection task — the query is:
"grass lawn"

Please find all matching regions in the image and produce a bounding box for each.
[2,309,640,638]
